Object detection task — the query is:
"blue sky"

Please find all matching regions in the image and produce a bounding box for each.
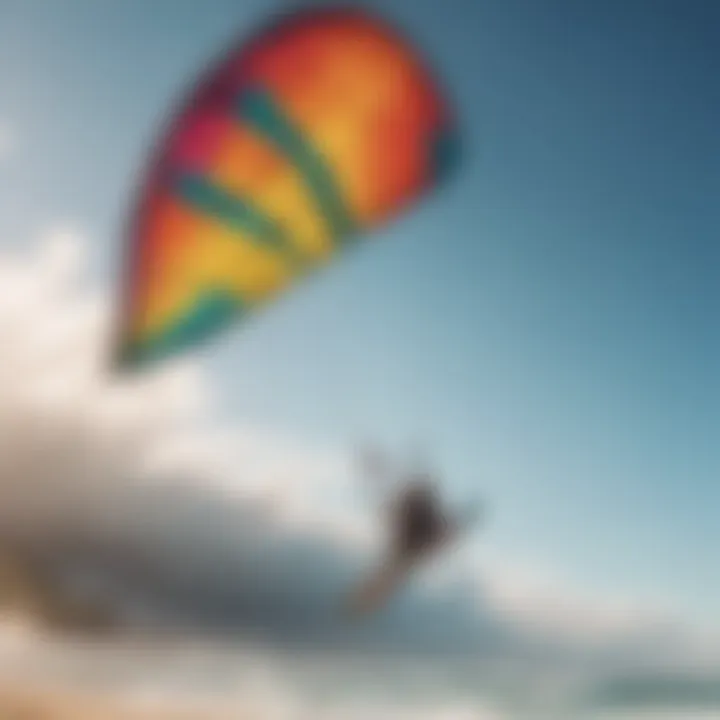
[0,0,717,631]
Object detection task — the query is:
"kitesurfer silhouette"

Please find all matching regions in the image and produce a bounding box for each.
[343,446,482,617]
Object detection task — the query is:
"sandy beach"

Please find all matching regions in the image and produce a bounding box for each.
[0,686,240,720]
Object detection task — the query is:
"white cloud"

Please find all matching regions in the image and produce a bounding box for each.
[476,555,670,646]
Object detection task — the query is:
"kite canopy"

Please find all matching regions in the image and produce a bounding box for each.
[114,5,461,370]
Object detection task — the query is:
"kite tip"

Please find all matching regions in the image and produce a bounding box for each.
[107,337,145,375]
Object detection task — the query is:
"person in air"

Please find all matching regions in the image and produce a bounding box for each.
[390,472,448,559]
[343,445,482,616]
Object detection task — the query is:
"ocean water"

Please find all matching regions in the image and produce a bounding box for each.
[0,621,539,719]
[0,622,714,720]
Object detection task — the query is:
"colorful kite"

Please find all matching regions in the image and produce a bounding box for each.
[114,5,461,369]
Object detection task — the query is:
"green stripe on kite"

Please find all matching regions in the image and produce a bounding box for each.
[117,291,243,369]
[236,88,357,241]
[174,173,305,267]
